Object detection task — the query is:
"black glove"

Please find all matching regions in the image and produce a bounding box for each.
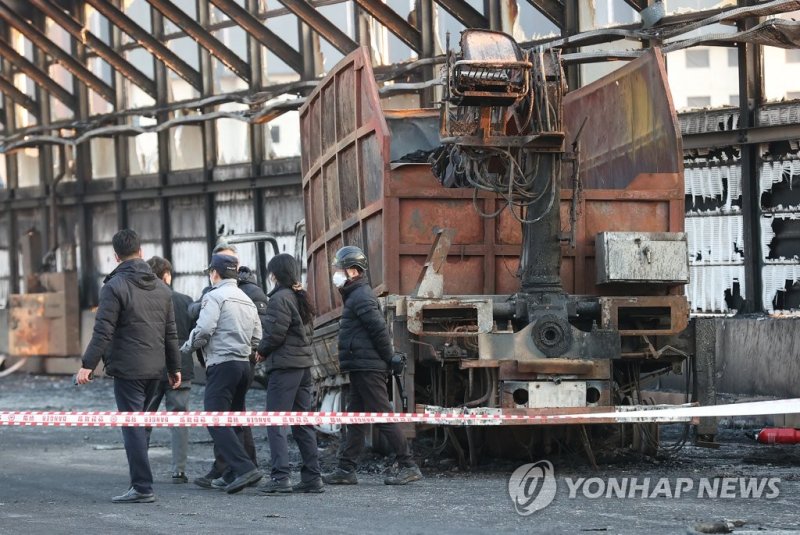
[390,352,407,376]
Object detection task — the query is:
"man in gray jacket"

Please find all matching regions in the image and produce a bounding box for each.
[181,253,263,494]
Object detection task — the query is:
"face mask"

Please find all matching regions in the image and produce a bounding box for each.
[332,271,348,289]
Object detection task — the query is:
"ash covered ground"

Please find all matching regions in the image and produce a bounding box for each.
[1,375,799,535]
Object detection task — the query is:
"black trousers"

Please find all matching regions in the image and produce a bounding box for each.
[266,368,320,482]
[209,363,257,478]
[114,378,161,494]
[204,360,257,477]
[338,371,413,471]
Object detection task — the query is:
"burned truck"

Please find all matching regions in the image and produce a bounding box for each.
[299,31,690,458]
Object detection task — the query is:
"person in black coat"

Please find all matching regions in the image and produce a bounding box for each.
[143,256,197,484]
[238,265,271,387]
[255,254,322,494]
[76,229,181,504]
[189,244,260,490]
[322,246,423,487]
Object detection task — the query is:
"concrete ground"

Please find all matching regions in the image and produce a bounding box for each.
[1,375,799,535]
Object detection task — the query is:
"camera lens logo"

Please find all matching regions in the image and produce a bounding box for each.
[508,460,557,515]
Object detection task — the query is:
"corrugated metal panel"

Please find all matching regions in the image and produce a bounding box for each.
[681,101,800,313]
[760,153,800,312]
[681,108,746,313]
[128,199,164,260]
[169,195,207,299]
[758,108,800,316]
[263,185,304,236]
[215,190,255,235]
[91,203,117,243]
[685,216,745,313]
[680,109,739,136]
[169,195,205,240]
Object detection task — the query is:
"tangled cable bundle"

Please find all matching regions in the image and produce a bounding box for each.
[439,145,560,224]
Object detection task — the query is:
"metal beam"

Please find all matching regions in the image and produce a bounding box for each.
[0,38,75,109]
[145,0,251,83]
[29,0,156,99]
[209,0,303,74]
[623,0,647,12]
[435,0,488,29]
[275,0,358,55]
[352,0,422,52]
[525,0,565,29]
[682,122,800,150]
[0,1,115,103]
[0,75,38,117]
[84,0,202,93]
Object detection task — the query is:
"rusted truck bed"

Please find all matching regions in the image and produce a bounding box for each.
[299,47,684,325]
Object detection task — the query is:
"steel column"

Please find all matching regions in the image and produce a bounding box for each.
[246,0,263,176]
[483,0,502,30]
[32,10,53,250]
[1,21,19,294]
[738,0,765,313]
[563,0,580,91]
[197,0,218,255]
[416,0,435,107]
[151,6,171,265]
[245,0,267,284]
[298,18,322,81]
[69,1,96,307]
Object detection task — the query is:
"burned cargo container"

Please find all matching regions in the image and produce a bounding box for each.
[299,34,689,451]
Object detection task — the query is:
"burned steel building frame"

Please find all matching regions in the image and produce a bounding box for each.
[0,0,798,313]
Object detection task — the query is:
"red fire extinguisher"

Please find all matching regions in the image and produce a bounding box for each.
[755,428,800,444]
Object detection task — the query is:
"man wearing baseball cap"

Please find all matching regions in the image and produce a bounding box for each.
[181,253,263,494]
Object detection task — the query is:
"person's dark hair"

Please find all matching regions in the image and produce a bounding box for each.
[146,256,172,280]
[112,229,140,259]
[268,253,314,324]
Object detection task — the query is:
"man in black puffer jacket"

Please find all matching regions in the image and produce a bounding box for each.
[76,229,181,504]
[322,246,423,487]
[238,265,270,387]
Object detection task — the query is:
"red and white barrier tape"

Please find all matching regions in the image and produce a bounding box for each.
[1,399,799,427]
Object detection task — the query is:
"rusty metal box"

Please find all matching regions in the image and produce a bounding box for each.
[595,232,689,284]
[8,271,81,357]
